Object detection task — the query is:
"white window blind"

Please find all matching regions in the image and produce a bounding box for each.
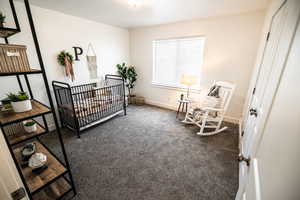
[152,37,205,88]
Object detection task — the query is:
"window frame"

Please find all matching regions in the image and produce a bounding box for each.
[152,36,205,90]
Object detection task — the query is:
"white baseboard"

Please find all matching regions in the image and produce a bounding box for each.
[145,99,178,111]
[145,99,240,124]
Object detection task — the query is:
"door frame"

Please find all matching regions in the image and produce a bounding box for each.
[0,130,26,200]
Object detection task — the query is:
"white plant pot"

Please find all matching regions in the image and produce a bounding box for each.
[23,122,37,133]
[11,100,32,113]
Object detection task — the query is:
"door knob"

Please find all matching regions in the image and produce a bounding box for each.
[238,154,251,166]
[249,108,258,117]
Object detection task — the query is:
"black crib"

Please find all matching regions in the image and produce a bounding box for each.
[52,74,126,138]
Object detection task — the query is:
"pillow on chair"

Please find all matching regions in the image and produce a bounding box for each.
[208,85,220,98]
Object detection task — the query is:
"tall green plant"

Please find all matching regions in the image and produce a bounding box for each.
[116,63,127,80]
[127,66,137,92]
[116,63,137,97]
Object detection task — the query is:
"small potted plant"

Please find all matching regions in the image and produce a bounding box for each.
[23,120,37,133]
[7,91,32,113]
[0,12,6,28]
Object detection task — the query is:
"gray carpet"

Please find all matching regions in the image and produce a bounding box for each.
[43,105,239,200]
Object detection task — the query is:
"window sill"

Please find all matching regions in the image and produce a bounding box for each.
[151,82,201,93]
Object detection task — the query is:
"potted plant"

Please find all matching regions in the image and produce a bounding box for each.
[0,12,5,28]
[7,91,32,113]
[23,120,37,133]
[127,66,137,97]
[116,63,137,103]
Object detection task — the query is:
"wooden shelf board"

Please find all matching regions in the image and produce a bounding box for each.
[0,100,51,126]
[32,177,72,200]
[13,140,67,194]
[4,122,46,146]
[0,27,20,38]
[0,69,42,76]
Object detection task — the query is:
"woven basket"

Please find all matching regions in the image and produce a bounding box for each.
[130,96,145,105]
[0,44,30,73]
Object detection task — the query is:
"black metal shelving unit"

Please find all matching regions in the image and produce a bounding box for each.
[0,0,76,199]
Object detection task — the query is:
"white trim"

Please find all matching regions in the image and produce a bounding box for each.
[151,82,201,93]
[145,99,240,124]
[253,158,261,200]
[153,35,206,42]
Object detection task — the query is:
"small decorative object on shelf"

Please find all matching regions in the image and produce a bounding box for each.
[23,120,37,133]
[57,50,75,81]
[21,143,36,161]
[7,91,32,113]
[29,152,47,173]
[180,94,184,100]
[0,12,6,27]
[0,97,12,112]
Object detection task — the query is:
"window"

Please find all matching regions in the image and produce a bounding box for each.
[152,37,205,89]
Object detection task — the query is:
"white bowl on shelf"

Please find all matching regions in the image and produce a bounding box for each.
[11,100,32,113]
[29,153,47,170]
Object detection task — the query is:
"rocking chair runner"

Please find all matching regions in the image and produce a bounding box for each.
[182,81,236,136]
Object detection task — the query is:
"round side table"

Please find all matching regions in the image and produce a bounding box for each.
[176,99,192,118]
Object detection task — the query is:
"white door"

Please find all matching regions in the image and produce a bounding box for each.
[236,0,300,199]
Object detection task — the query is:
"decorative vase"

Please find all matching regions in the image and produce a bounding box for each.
[11,100,32,113]
[29,153,47,170]
[23,121,37,133]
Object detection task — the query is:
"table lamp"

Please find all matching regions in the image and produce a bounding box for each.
[180,74,197,99]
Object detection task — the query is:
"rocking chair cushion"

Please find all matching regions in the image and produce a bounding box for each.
[202,96,220,108]
[191,96,220,119]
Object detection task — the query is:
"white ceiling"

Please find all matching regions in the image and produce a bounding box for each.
[23,0,270,28]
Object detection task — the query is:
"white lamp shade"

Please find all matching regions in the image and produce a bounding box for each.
[180,75,198,86]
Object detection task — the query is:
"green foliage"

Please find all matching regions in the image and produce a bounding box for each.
[116,63,138,95]
[0,12,5,24]
[116,63,127,80]
[127,66,137,89]
[24,120,36,127]
[57,51,73,66]
[7,91,29,102]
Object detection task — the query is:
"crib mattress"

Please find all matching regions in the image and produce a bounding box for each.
[61,96,123,118]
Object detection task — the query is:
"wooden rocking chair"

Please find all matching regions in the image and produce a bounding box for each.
[182,81,236,136]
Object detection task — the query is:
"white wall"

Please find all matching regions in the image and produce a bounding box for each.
[0,0,130,128]
[130,11,266,121]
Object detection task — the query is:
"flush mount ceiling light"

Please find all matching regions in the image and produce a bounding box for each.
[128,0,142,8]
